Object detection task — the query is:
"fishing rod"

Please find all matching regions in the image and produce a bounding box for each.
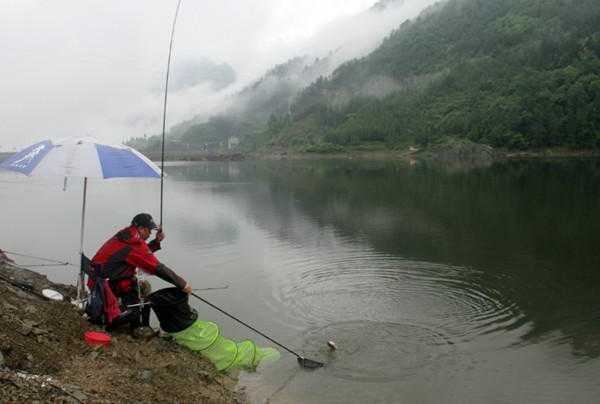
[155,3,322,370]
[159,0,183,228]
[0,272,48,300]
[191,292,324,369]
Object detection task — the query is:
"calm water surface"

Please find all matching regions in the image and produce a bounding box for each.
[2,158,600,403]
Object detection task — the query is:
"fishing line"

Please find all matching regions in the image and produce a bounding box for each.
[192,285,229,291]
[160,0,183,227]
[1,250,74,266]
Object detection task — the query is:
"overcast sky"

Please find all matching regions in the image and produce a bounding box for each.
[0,0,431,150]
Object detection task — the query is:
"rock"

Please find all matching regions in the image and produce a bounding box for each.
[197,370,211,382]
[63,384,88,401]
[26,354,33,362]
[24,305,37,314]
[71,390,88,402]
[132,326,156,340]
[19,325,33,336]
[139,369,153,383]
[22,320,40,328]
[31,327,48,336]
[0,340,11,354]
[56,396,79,404]
[0,351,5,368]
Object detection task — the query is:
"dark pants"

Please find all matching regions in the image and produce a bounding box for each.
[105,281,150,331]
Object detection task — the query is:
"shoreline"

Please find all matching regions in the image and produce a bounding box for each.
[144,146,600,164]
[0,260,245,403]
[4,147,598,166]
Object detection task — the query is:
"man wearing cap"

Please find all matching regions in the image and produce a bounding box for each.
[90,213,192,332]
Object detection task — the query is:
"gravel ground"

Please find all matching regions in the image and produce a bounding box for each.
[0,260,245,403]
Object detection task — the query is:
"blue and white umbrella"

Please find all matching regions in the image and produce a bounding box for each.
[0,137,160,179]
[0,137,162,299]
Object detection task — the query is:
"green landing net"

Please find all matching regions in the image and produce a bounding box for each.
[170,320,281,371]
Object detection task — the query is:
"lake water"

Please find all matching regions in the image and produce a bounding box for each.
[2,158,600,403]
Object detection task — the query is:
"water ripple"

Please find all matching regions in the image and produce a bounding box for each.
[300,320,459,383]
[271,252,528,342]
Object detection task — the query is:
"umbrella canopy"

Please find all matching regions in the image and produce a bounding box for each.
[0,137,162,302]
[0,137,161,179]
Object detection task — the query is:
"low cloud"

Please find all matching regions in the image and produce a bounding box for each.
[0,0,435,150]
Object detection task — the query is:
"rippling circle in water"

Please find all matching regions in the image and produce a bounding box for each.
[276,256,525,341]
[301,320,456,383]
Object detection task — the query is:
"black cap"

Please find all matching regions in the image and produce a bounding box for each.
[131,213,158,230]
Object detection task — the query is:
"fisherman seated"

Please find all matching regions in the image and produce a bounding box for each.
[87,213,192,335]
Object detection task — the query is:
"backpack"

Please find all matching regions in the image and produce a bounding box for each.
[85,278,105,325]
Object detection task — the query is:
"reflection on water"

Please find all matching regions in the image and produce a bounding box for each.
[2,158,600,403]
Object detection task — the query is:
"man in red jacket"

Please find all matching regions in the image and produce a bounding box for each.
[91,213,192,331]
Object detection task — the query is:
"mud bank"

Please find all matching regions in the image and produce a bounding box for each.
[0,261,245,403]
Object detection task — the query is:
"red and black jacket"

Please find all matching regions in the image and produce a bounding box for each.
[91,226,186,294]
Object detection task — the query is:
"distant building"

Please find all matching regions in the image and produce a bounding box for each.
[228,136,240,150]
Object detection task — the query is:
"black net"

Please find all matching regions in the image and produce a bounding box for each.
[149,287,198,333]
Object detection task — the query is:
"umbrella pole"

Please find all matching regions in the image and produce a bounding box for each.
[77,177,88,302]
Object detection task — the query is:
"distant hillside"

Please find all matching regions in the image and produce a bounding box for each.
[262,0,600,151]
[131,0,600,155]
[128,0,422,153]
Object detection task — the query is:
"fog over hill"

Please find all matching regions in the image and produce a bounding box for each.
[1,0,417,149]
[138,0,600,154]
[133,0,438,151]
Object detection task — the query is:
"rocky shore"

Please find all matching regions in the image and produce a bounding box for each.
[0,260,244,403]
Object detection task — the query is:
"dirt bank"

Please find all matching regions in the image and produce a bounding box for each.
[0,261,244,403]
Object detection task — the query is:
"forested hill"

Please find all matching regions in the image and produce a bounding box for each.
[127,0,416,154]
[263,0,600,151]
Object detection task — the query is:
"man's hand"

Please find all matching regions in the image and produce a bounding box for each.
[182,283,192,294]
[156,227,165,242]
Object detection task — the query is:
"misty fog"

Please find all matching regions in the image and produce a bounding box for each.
[0,0,435,150]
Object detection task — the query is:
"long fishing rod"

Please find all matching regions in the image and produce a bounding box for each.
[156,2,321,370]
[159,0,183,228]
[191,293,324,369]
